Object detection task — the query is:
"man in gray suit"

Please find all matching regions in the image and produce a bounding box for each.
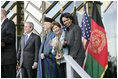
[17,22,41,78]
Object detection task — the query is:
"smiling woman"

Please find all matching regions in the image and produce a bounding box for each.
[60,12,85,78]
[51,21,68,78]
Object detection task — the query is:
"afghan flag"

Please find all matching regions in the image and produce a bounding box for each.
[86,2,108,78]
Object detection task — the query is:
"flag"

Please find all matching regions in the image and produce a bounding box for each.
[72,4,79,25]
[80,3,91,70]
[86,2,108,78]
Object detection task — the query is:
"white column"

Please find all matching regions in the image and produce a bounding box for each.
[66,62,74,78]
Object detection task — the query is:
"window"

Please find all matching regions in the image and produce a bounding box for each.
[26,3,42,21]
[46,1,68,18]
[103,2,117,57]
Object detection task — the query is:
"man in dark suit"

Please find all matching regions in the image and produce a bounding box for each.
[17,22,41,78]
[1,8,17,78]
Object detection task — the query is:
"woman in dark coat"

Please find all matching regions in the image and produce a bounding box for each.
[60,13,85,78]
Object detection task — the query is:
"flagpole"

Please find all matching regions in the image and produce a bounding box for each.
[92,1,94,3]
[82,1,86,47]
[82,14,85,47]
[73,1,76,15]
[84,1,87,5]
[59,1,64,13]
[74,1,76,6]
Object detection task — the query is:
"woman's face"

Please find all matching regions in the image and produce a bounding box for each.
[52,25,61,35]
[62,17,72,27]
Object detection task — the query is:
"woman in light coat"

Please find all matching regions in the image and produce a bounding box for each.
[50,21,68,78]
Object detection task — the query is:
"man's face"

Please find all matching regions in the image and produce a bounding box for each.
[43,22,52,31]
[24,23,32,34]
[1,9,4,21]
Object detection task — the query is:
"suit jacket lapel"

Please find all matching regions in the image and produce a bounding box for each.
[1,18,8,30]
[1,23,4,30]
[24,33,33,48]
[21,35,25,49]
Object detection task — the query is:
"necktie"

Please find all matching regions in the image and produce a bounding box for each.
[25,35,28,45]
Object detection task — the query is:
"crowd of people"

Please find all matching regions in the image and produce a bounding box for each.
[1,8,85,78]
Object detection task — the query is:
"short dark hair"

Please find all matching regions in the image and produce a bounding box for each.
[51,21,61,31]
[60,12,75,26]
[44,17,54,23]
